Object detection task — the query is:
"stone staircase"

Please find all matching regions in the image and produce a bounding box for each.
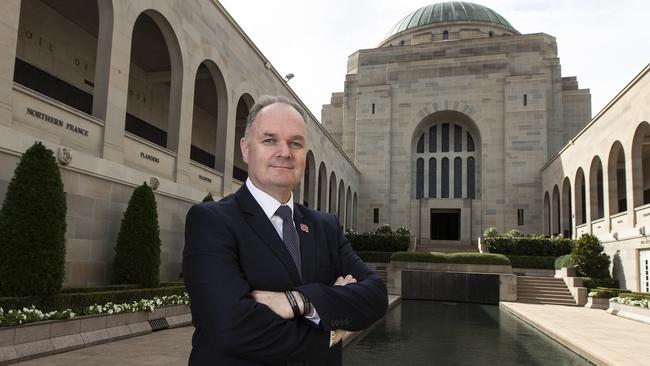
[517,276,577,306]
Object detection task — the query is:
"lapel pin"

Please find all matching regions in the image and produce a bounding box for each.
[300,224,309,233]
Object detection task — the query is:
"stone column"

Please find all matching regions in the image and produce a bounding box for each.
[94,3,132,163]
[0,0,21,126]
[219,96,237,197]
[626,142,639,226]
[169,65,194,185]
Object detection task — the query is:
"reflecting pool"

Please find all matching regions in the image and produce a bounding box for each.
[343,301,592,365]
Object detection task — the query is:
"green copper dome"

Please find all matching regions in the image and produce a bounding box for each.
[385,2,518,40]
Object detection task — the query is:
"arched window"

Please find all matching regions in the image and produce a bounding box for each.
[441,158,449,198]
[416,158,424,199]
[441,123,449,152]
[454,125,462,152]
[467,132,475,152]
[443,30,449,40]
[429,126,437,152]
[417,134,424,153]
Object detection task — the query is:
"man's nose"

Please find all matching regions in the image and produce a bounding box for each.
[276,141,291,158]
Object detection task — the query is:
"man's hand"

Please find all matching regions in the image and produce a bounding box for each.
[330,329,348,348]
[251,290,303,319]
[334,274,357,286]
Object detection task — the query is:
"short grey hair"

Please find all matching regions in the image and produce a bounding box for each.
[244,95,307,138]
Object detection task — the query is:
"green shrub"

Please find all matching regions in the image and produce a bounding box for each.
[571,234,610,278]
[486,236,573,256]
[356,251,393,263]
[0,142,66,298]
[375,224,393,235]
[112,183,161,288]
[394,226,410,236]
[507,255,556,269]
[483,227,499,239]
[347,232,409,252]
[390,252,510,266]
[202,192,214,202]
[61,284,140,294]
[619,291,650,301]
[581,277,619,290]
[554,254,576,269]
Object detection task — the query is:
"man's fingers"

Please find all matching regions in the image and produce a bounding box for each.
[334,275,357,286]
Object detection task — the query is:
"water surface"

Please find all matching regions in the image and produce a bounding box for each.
[343,301,591,365]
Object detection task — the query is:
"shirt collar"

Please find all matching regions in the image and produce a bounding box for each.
[246,178,294,220]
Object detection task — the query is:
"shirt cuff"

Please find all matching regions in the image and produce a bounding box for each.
[304,307,321,325]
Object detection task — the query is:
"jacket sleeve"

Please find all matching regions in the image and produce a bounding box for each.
[296,215,388,331]
[182,204,329,363]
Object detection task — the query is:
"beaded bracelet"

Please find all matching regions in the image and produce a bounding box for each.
[297,291,312,316]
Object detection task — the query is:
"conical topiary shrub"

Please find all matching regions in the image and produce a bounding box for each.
[202,192,214,202]
[0,142,66,298]
[112,183,161,287]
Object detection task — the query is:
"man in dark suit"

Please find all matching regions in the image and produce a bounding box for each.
[182,95,388,365]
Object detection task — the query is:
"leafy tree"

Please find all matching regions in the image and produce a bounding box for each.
[202,192,214,202]
[0,142,66,297]
[571,234,610,278]
[112,183,161,287]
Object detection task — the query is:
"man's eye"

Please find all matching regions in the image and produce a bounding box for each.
[290,142,303,148]
[263,139,275,144]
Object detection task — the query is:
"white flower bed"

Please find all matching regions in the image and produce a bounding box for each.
[610,296,650,308]
[0,292,189,327]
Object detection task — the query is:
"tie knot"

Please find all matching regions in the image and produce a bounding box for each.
[275,205,292,221]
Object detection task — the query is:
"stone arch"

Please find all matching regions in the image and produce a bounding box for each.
[317,162,327,211]
[561,177,572,238]
[607,141,627,214]
[346,186,353,230]
[338,179,345,222]
[631,121,650,208]
[543,191,551,236]
[125,10,184,151]
[233,93,255,182]
[589,156,605,220]
[328,171,337,213]
[552,185,560,236]
[303,151,316,208]
[14,0,101,116]
[574,168,587,225]
[353,192,358,230]
[190,59,228,171]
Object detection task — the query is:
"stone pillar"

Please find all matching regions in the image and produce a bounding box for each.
[627,142,640,226]
[602,163,612,232]
[220,97,237,197]
[0,0,21,126]
[169,65,194,185]
[95,4,132,163]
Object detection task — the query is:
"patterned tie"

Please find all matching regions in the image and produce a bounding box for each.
[275,205,302,281]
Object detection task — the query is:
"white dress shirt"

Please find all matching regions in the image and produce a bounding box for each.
[245,179,320,324]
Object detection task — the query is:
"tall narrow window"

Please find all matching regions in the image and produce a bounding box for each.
[416,158,424,199]
[429,158,437,198]
[454,125,462,152]
[517,209,524,226]
[371,103,376,114]
[443,30,449,40]
[373,208,379,223]
[489,31,494,38]
[441,123,449,152]
[454,157,462,198]
[467,157,475,199]
[429,126,437,153]
[467,132,475,152]
[417,134,424,153]
[523,94,528,106]
[441,158,449,198]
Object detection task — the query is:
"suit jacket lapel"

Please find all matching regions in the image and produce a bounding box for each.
[294,204,316,285]
[235,185,302,285]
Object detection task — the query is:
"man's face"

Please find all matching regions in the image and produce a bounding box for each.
[241,103,307,200]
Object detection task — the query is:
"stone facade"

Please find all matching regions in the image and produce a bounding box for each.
[0,0,359,286]
[323,20,591,248]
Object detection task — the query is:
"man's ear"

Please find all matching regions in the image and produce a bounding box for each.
[240,137,249,164]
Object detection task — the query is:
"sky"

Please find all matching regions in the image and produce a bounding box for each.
[219,0,650,120]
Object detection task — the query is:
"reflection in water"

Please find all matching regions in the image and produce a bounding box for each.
[343,301,591,366]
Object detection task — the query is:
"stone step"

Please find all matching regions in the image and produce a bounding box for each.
[517,288,573,296]
[517,299,577,306]
[518,293,575,301]
[517,284,569,290]
[516,275,576,306]
[518,277,565,283]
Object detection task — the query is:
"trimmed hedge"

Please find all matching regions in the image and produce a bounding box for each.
[554,254,576,270]
[0,285,187,313]
[589,287,630,298]
[113,183,162,288]
[619,291,650,301]
[390,252,511,266]
[485,236,573,256]
[347,232,409,252]
[0,142,66,298]
[572,234,610,278]
[356,251,393,263]
[507,255,556,269]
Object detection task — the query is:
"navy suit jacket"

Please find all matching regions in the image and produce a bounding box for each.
[182,185,388,365]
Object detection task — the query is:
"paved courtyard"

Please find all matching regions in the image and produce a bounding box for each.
[502,302,650,366]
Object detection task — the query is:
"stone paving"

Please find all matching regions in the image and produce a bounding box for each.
[501,302,650,366]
